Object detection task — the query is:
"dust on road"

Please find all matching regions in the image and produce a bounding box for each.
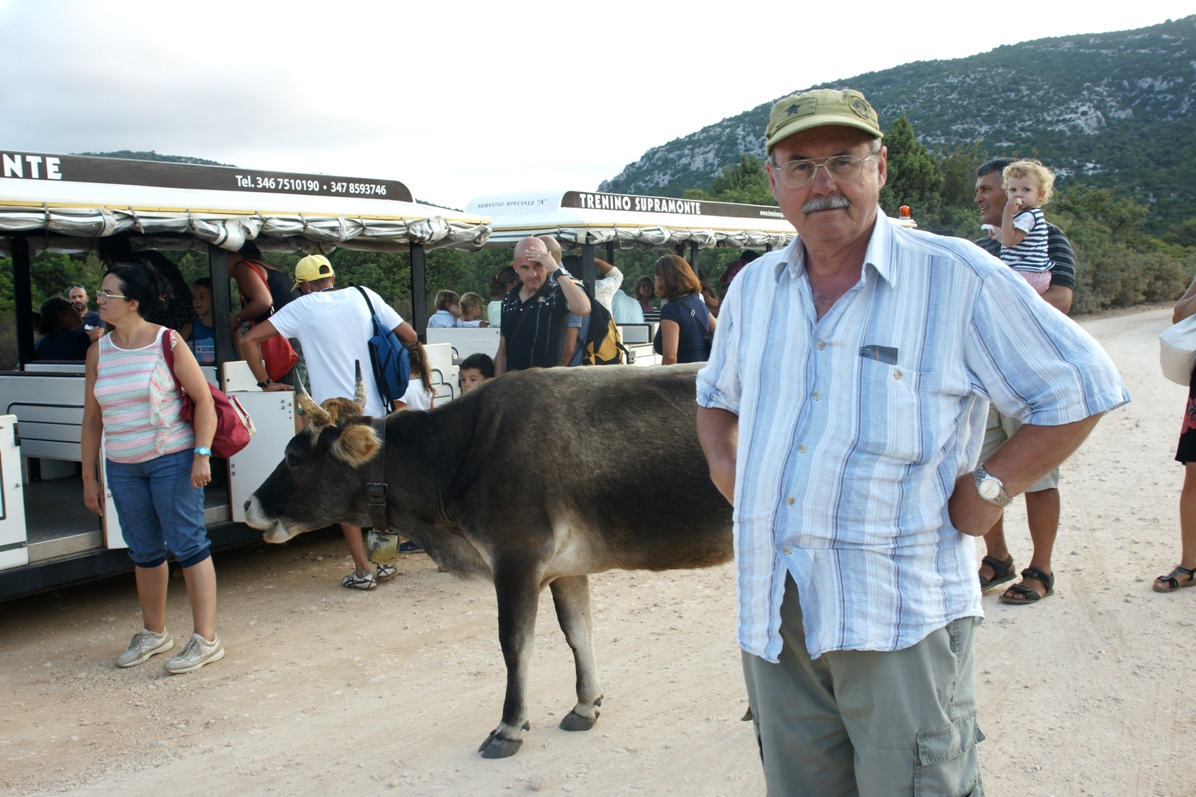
[1,305,1194,796]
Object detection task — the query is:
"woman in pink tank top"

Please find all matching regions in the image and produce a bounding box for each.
[82,259,224,674]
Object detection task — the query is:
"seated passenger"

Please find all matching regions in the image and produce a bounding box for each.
[395,341,436,412]
[180,278,241,365]
[611,288,645,324]
[428,290,461,328]
[459,352,494,392]
[34,296,93,360]
[487,266,518,328]
[458,292,487,327]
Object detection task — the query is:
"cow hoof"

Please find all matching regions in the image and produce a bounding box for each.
[478,734,523,759]
[559,709,599,732]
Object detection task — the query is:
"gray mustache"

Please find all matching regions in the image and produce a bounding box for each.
[802,196,852,213]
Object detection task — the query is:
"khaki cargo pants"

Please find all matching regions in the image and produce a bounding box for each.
[742,575,984,797]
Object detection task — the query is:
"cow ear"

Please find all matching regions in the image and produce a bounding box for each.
[331,423,381,467]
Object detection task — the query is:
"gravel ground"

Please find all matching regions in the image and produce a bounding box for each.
[1,305,1193,796]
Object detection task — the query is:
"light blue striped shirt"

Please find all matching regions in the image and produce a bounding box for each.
[696,212,1129,661]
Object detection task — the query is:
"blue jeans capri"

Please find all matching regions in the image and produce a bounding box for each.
[105,449,210,569]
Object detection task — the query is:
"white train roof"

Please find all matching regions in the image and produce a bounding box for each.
[0,150,491,256]
[465,189,796,251]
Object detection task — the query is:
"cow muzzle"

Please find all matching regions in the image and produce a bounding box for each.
[243,495,297,543]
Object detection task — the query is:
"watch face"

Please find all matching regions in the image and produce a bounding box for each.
[978,478,1001,501]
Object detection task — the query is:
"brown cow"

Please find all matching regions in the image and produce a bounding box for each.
[244,364,733,757]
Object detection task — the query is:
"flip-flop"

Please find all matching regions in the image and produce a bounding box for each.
[1152,565,1196,593]
[999,567,1055,605]
[979,554,1016,590]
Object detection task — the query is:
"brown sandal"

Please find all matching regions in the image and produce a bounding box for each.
[1152,565,1196,593]
[979,554,1016,590]
[999,567,1054,604]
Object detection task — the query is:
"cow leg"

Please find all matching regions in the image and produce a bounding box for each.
[478,562,541,759]
[550,575,603,732]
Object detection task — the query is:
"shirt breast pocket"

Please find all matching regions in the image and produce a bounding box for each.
[854,359,932,463]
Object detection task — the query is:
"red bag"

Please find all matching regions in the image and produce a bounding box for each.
[162,333,255,459]
[255,326,299,382]
[244,261,299,381]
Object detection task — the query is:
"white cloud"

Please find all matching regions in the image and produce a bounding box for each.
[1,0,1192,207]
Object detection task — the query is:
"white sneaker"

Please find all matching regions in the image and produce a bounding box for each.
[164,633,225,674]
[342,570,377,590]
[376,564,397,581]
[116,628,174,668]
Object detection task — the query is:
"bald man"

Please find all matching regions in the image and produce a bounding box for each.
[494,237,590,375]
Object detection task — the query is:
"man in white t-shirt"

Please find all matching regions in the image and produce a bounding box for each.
[241,254,417,590]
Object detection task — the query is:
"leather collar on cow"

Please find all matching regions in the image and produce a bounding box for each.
[367,415,388,533]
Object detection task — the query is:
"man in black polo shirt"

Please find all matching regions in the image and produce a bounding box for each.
[973,157,1077,604]
[974,157,1075,313]
[494,237,591,375]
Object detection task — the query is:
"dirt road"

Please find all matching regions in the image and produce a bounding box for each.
[2,306,1194,796]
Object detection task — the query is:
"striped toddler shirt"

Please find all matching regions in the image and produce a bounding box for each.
[1000,207,1052,273]
[95,328,194,464]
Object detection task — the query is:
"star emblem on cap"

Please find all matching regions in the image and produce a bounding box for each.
[786,103,804,116]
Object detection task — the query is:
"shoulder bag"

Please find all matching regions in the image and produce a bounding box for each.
[354,286,410,407]
[162,332,255,458]
[1160,313,1196,386]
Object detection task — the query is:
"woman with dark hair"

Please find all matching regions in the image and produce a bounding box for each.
[652,254,716,365]
[635,276,657,314]
[81,260,223,674]
[34,296,92,360]
[230,240,298,325]
[488,265,519,327]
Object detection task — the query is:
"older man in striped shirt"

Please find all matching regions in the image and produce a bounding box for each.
[695,89,1129,797]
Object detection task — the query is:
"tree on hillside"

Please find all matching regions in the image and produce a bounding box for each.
[937,141,984,210]
[1165,218,1196,248]
[1048,186,1196,313]
[683,155,776,206]
[878,115,944,226]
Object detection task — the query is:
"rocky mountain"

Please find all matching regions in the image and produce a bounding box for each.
[601,15,1196,228]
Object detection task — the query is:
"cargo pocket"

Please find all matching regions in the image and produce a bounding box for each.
[914,711,985,797]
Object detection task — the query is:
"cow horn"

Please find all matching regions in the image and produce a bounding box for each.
[295,383,332,427]
[353,360,366,410]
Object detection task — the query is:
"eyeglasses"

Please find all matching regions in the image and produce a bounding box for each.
[774,155,874,188]
[95,290,131,302]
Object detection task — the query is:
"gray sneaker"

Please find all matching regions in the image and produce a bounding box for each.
[164,633,225,674]
[116,628,174,668]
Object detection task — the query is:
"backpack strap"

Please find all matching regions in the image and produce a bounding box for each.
[244,260,278,315]
[353,286,390,406]
[687,298,714,344]
[353,284,378,316]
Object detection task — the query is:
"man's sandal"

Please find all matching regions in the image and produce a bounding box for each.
[999,567,1054,605]
[1152,565,1196,593]
[979,554,1016,590]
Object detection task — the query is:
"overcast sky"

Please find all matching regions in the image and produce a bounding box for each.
[0,1,1191,209]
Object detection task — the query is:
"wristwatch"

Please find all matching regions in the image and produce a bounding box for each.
[194,447,212,458]
[973,463,1012,507]
[257,379,271,389]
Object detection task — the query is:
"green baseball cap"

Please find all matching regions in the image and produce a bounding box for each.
[765,89,883,153]
[293,254,334,289]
